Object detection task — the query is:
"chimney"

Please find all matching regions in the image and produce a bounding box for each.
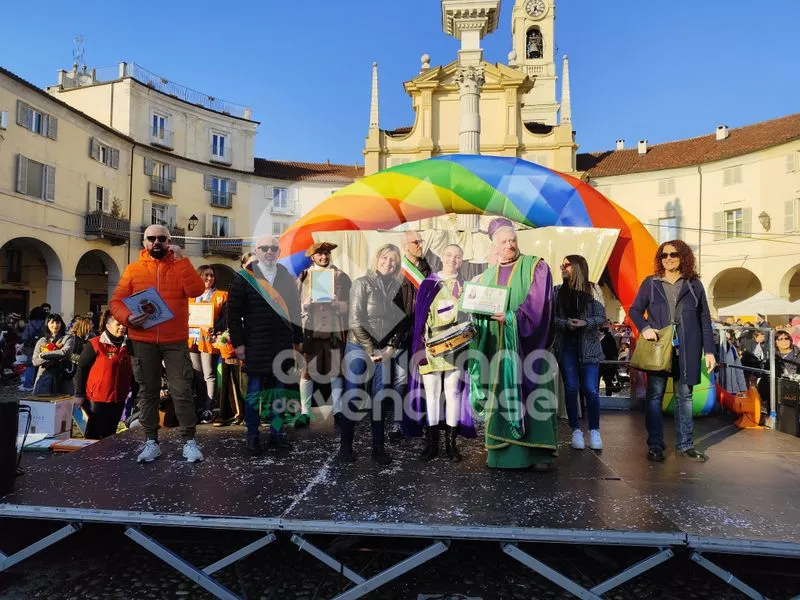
[716,125,729,141]
[615,139,625,151]
[118,62,127,79]
[57,69,66,87]
[243,107,253,120]
[638,139,649,155]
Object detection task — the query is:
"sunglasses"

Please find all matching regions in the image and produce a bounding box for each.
[660,252,680,259]
[146,235,169,243]
[777,336,792,341]
[560,263,572,269]
[409,240,423,246]
[258,245,280,253]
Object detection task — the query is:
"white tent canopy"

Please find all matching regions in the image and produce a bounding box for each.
[717,290,799,317]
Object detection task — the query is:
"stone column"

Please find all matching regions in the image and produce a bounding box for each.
[47,276,76,321]
[455,65,485,155]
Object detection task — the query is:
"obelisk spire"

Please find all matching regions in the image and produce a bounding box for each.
[369,62,379,130]
[561,54,572,124]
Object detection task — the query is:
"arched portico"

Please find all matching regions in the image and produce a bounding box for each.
[779,264,800,302]
[0,237,66,317]
[74,249,124,321]
[709,267,763,313]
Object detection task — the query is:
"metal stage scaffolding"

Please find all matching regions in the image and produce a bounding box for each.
[2,413,800,599]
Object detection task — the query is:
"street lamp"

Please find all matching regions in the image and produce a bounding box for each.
[187,214,199,231]
[758,211,771,232]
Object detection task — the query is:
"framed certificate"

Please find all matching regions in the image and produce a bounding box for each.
[459,282,510,316]
[122,287,174,329]
[311,270,335,303]
[188,303,214,328]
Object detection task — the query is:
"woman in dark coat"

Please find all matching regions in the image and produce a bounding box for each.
[629,240,716,463]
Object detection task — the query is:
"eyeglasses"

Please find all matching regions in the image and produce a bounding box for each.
[258,245,280,253]
[146,235,169,243]
[660,252,680,259]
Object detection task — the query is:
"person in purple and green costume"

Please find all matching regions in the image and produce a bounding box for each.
[467,218,557,470]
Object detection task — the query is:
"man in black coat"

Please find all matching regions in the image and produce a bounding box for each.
[600,326,619,395]
[228,235,302,455]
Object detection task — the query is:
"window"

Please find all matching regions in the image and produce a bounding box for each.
[145,158,175,196]
[89,137,120,168]
[785,199,799,233]
[273,187,289,208]
[658,216,678,243]
[95,185,105,212]
[212,215,229,237]
[151,112,172,148]
[204,175,237,207]
[151,203,167,226]
[0,111,7,130]
[724,209,743,238]
[211,132,229,163]
[5,247,22,283]
[16,100,57,139]
[723,166,742,186]
[658,179,675,196]
[15,155,55,201]
[272,221,289,236]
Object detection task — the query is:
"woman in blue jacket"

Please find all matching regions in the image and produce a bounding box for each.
[628,240,716,463]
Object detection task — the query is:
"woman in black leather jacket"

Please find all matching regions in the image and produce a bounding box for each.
[338,243,404,465]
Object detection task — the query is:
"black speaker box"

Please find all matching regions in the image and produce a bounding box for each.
[0,399,20,495]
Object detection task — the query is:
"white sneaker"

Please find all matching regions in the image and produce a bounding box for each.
[137,440,161,463]
[589,429,603,451]
[18,384,33,392]
[182,439,203,463]
[571,429,586,450]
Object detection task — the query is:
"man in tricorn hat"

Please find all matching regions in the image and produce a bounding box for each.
[296,241,352,427]
[467,218,558,470]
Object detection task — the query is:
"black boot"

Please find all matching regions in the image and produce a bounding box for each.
[419,425,440,461]
[445,425,462,462]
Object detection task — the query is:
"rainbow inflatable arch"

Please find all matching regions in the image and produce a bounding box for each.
[279,154,716,415]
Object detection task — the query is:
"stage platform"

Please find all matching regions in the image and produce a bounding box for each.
[2,412,799,600]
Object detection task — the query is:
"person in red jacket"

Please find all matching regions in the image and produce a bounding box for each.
[74,310,132,439]
[110,224,205,463]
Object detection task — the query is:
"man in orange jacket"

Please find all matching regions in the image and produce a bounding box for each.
[111,224,206,463]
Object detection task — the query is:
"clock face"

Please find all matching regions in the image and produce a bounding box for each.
[525,0,546,18]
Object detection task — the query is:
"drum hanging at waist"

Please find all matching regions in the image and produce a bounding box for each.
[425,322,476,358]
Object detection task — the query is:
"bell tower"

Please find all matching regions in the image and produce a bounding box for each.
[512,0,559,125]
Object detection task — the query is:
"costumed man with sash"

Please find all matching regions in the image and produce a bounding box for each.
[228,235,302,455]
[467,218,557,470]
[407,244,476,462]
[391,230,432,440]
[296,241,352,428]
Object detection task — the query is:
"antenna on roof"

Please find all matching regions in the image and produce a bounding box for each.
[72,34,85,69]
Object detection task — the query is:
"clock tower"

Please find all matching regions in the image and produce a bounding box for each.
[512,0,559,125]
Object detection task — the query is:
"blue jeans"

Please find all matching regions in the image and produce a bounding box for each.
[390,347,409,427]
[243,373,283,441]
[341,343,393,451]
[23,366,36,387]
[560,342,601,431]
[645,373,694,451]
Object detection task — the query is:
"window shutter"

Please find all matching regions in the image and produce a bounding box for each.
[46,115,58,140]
[787,153,798,173]
[785,200,796,233]
[228,218,235,237]
[45,166,55,201]
[87,182,96,211]
[204,213,214,236]
[16,100,27,127]
[229,179,237,195]
[674,216,684,240]
[144,157,155,176]
[712,211,723,241]
[288,187,298,202]
[142,200,153,226]
[723,170,731,186]
[167,204,177,229]
[203,174,213,191]
[168,165,177,182]
[264,184,273,200]
[90,137,100,160]
[15,154,28,195]
[110,148,120,169]
[741,207,752,237]
[101,188,111,213]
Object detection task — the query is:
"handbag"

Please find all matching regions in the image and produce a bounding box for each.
[630,324,674,373]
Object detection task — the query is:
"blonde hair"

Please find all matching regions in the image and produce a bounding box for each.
[70,316,94,339]
[372,243,402,276]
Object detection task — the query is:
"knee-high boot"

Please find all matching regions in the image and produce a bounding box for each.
[419,425,440,461]
[445,425,462,462]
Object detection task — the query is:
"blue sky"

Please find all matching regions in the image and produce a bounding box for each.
[2,0,798,165]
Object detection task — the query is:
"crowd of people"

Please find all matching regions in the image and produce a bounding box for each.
[6,219,800,469]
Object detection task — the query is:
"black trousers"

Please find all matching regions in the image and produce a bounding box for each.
[84,401,125,440]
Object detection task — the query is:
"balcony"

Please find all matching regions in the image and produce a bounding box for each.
[150,128,174,150]
[210,191,233,208]
[150,176,173,197]
[85,212,130,246]
[210,146,232,165]
[203,236,243,258]
[271,200,298,215]
[140,224,186,248]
